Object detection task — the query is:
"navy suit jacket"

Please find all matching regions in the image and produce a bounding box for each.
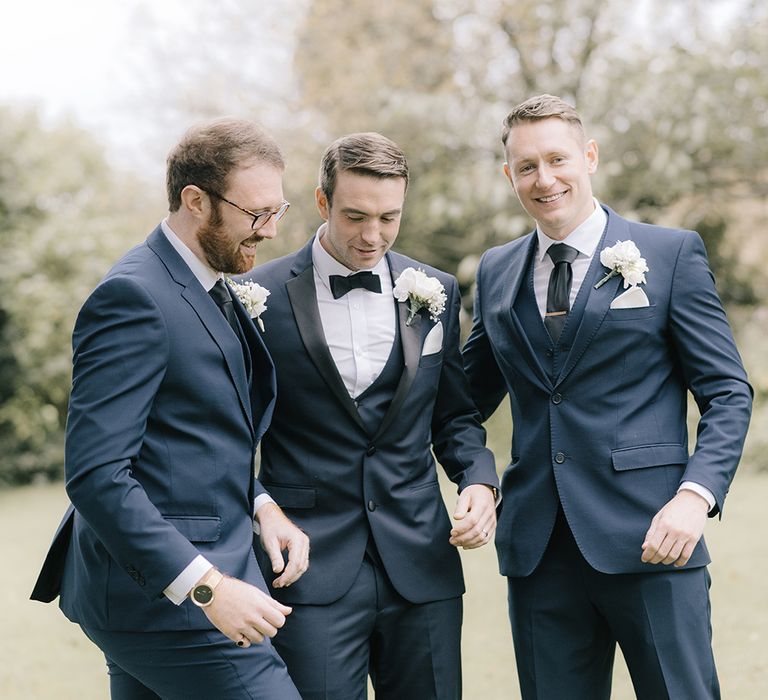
[463,206,752,577]
[242,239,498,605]
[31,226,277,631]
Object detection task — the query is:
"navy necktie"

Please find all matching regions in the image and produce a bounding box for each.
[329,271,382,299]
[209,280,251,379]
[208,280,239,333]
[544,243,579,341]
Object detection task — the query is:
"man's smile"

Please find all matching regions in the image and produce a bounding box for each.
[535,191,567,204]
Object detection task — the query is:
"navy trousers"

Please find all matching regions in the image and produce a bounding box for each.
[273,554,463,700]
[507,508,720,700]
[81,624,301,700]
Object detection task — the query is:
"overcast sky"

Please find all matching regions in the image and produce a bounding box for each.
[0,0,194,179]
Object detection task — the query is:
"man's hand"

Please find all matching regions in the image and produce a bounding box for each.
[641,490,709,567]
[449,484,497,550]
[256,503,310,588]
[202,574,292,648]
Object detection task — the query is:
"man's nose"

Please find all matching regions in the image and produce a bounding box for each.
[536,166,556,189]
[360,222,381,245]
[258,216,279,240]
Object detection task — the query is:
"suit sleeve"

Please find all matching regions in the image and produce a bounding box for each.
[462,251,509,421]
[65,276,205,600]
[668,231,752,515]
[430,276,499,493]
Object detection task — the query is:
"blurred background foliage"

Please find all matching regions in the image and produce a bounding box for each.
[1,0,766,484]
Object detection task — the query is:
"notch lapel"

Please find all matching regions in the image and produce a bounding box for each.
[232,295,276,442]
[182,283,255,433]
[147,228,254,435]
[499,235,553,393]
[555,207,629,386]
[286,258,369,434]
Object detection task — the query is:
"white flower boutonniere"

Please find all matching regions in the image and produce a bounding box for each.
[594,240,649,289]
[393,267,447,326]
[228,279,270,331]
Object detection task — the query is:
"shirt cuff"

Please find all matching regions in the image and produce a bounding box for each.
[163,555,213,606]
[678,481,716,512]
[252,494,277,535]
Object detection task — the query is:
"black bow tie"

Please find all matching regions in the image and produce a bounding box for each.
[329,271,382,299]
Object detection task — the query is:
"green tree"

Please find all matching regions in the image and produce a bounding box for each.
[0,107,157,484]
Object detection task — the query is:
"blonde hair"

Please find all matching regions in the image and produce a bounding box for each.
[501,94,584,146]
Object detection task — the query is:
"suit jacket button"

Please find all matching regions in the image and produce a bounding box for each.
[554,452,566,464]
[552,393,562,405]
[366,445,376,456]
[367,499,377,512]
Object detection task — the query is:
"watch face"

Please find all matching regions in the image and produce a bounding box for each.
[193,584,214,605]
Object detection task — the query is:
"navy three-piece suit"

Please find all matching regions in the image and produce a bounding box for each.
[463,205,752,699]
[32,226,298,699]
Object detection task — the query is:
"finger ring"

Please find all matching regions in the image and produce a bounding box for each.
[236,635,247,647]
[482,529,489,538]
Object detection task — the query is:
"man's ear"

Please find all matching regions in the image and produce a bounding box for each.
[180,185,207,219]
[585,139,599,174]
[315,186,330,221]
[503,162,513,185]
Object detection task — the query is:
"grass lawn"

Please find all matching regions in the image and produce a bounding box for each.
[4,474,766,699]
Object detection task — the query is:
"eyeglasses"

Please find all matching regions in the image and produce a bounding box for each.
[203,189,290,231]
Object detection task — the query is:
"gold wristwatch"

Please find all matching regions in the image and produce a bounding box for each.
[189,568,225,608]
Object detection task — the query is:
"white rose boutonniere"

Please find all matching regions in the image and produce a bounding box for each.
[393,267,447,326]
[594,240,649,289]
[227,279,270,331]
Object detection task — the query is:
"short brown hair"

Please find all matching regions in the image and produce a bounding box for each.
[501,94,584,146]
[166,118,284,212]
[319,132,409,206]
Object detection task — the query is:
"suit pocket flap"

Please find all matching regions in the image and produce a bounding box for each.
[611,444,688,471]
[164,515,221,542]
[264,484,316,509]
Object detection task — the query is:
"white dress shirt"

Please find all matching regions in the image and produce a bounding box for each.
[312,227,396,398]
[531,203,715,512]
[160,219,274,604]
[533,200,607,318]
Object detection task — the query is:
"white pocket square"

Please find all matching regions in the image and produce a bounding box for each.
[421,321,444,356]
[610,286,649,309]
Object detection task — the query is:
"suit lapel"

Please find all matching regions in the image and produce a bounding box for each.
[232,295,276,441]
[555,207,628,386]
[372,264,421,441]
[500,235,553,392]
[286,245,369,434]
[147,228,255,435]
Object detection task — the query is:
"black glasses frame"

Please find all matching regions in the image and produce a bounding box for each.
[202,189,290,231]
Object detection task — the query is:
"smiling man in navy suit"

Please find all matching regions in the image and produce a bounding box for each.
[463,95,752,699]
[241,132,499,699]
[31,119,309,699]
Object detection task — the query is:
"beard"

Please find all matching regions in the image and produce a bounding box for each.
[196,204,260,274]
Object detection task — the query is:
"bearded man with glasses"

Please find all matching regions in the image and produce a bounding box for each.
[32,118,308,700]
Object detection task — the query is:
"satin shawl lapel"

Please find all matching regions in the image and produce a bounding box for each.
[555,207,628,386]
[499,234,553,393]
[146,228,254,435]
[372,253,422,441]
[231,294,276,442]
[285,245,368,434]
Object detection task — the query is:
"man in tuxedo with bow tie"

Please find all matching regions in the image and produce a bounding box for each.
[463,95,752,699]
[31,119,309,699]
[241,132,499,699]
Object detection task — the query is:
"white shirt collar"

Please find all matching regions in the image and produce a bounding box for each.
[161,218,222,292]
[311,224,391,293]
[536,198,607,261]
